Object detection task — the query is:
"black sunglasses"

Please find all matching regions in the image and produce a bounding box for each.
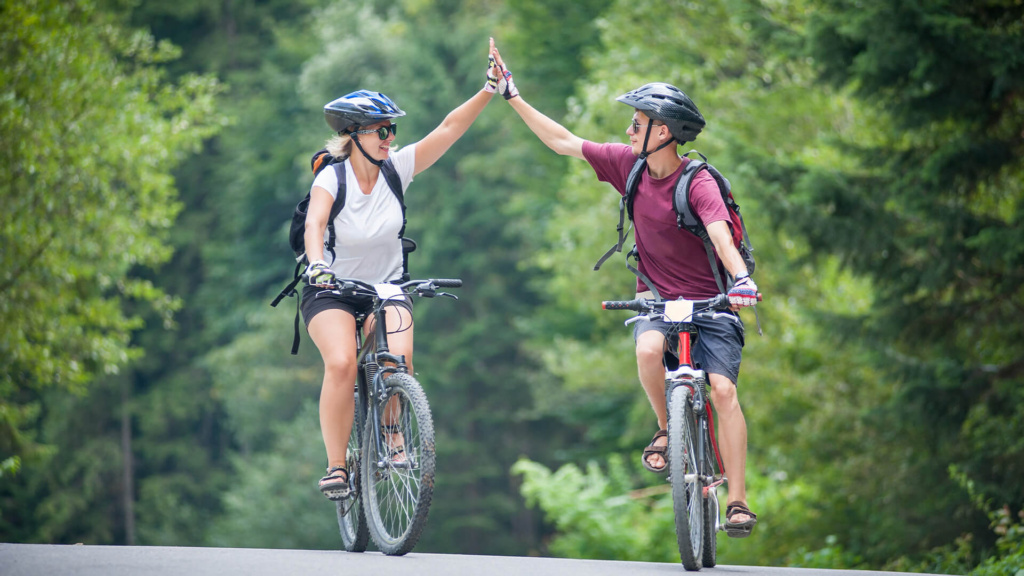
[630,118,663,133]
[352,124,398,140]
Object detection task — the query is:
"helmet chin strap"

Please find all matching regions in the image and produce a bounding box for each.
[349,131,384,167]
[638,123,676,160]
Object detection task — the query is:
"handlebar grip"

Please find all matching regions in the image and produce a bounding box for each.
[602,300,640,311]
[432,278,463,288]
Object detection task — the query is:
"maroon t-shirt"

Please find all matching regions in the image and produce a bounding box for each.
[583,142,729,300]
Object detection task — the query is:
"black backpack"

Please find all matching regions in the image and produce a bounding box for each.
[270,149,414,354]
[594,150,755,299]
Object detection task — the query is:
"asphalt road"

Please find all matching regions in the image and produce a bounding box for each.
[0,544,935,576]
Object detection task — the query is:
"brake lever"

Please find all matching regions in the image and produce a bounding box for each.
[438,292,459,301]
[326,281,357,296]
[624,314,657,326]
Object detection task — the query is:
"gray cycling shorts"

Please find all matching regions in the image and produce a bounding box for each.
[632,308,745,385]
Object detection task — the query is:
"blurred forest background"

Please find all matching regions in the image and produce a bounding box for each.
[2,0,1022,572]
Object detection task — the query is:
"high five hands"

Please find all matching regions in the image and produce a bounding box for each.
[488,38,518,100]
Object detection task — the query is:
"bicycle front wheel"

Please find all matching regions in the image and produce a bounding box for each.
[362,372,436,556]
[337,385,369,552]
[668,383,703,571]
[701,417,719,568]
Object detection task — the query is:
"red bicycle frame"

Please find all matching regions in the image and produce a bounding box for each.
[677,330,726,476]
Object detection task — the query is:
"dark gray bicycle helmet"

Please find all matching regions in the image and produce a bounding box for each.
[616,82,705,143]
[324,90,406,134]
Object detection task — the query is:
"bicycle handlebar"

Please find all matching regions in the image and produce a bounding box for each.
[326,277,463,297]
[601,293,761,314]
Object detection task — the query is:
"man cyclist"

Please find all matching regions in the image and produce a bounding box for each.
[490,41,759,537]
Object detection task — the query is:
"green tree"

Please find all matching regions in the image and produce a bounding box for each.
[751,0,1024,563]
[116,0,321,545]
[0,0,222,541]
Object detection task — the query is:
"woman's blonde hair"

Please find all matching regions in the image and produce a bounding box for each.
[325,133,352,160]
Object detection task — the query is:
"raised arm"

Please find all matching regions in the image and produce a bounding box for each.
[412,41,498,175]
[491,40,586,160]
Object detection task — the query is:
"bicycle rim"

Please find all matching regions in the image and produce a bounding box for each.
[338,392,369,552]
[668,384,702,571]
[362,373,435,555]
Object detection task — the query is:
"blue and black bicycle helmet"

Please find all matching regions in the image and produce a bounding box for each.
[617,83,705,143]
[324,90,406,134]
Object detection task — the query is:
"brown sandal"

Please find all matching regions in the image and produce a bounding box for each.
[641,429,669,473]
[725,501,758,538]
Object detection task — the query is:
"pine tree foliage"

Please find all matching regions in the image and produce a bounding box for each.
[1,0,222,502]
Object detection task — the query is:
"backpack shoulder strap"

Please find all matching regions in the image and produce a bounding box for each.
[673,153,709,234]
[673,152,729,293]
[329,162,347,220]
[323,161,348,262]
[623,156,647,222]
[380,158,404,201]
[380,158,414,279]
[594,156,647,270]
[379,158,407,239]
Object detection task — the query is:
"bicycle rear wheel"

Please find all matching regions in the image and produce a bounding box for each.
[338,386,369,552]
[362,372,435,556]
[668,383,703,571]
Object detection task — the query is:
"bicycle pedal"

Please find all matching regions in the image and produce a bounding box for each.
[322,487,352,501]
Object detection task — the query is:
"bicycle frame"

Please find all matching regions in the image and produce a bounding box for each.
[667,329,726,491]
[332,277,460,556]
[603,293,740,569]
[354,305,412,472]
[604,294,730,487]
[604,291,762,569]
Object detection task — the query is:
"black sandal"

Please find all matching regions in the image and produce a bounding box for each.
[725,501,758,538]
[641,429,669,473]
[319,466,350,501]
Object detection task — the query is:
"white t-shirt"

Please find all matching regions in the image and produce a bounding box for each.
[311,144,416,284]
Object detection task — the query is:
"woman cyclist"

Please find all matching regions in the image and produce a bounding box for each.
[304,44,499,499]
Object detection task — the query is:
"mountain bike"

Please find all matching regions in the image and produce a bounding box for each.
[602,293,751,571]
[330,277,462,556]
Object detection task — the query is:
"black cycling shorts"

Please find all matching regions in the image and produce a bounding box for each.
[300,284,413,328]
[632,309,745,385]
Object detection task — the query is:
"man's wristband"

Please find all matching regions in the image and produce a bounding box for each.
[733,271,750,282]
